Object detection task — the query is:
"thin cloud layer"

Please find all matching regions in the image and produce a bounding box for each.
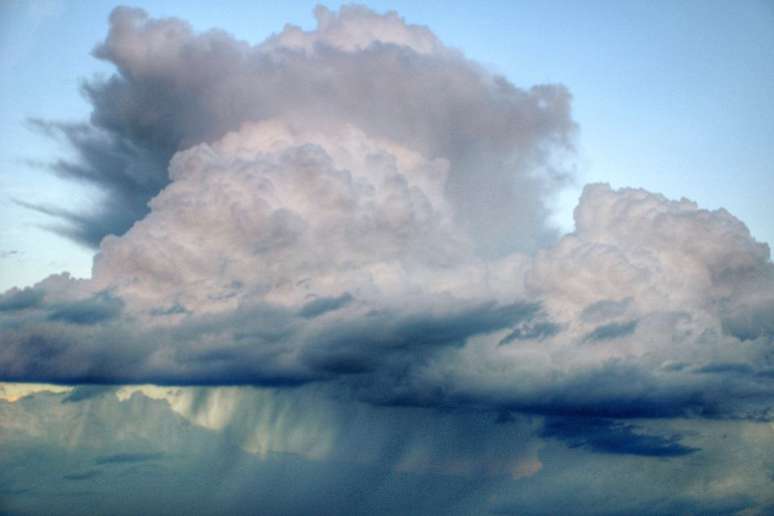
[2,5,773,450]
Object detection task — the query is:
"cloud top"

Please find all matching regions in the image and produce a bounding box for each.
[31,4,574,255]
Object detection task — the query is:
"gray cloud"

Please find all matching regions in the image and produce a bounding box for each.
[580,298,631,323]
[95,452,164,465]
[63,470,102,481]
[0,297,533,390]
[540,417,697,457]
[0,287,44,312]
[2,180,773,430]
[47,292,123,325]
[721,299,774,341]
[24,119,171,247]
[62,385,118,403]
[29,5,574,254]
[498,320,560,345]
[584,320,638,341]
[298,293,353,318]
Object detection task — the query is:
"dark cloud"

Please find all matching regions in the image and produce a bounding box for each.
[1,263,772,429]
[301,301,539,385]
[721,299,774,341]
[149,303,189,317]
[63,470,102,481]
[696,362,755,375]
[0,12,771,499]
[0,287,44,312]
[481,356,774,422]
[498,320,560,345]
[47,292,123,325]
[2,4,773,515]
[645,496,757,516]
[24,116,173,247]
[584,320,637,341]
[0,299,536,390]
[491,493,756,516]
[540,417,697,457]
[95,452,164,465]
[298,293,353,318]
[62,385,118,403]
[316,301,537,353]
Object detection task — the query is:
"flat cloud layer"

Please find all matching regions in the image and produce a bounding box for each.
[2,4,773,467]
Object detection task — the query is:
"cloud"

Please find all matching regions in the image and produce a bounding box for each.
[499,320,561,344]
[28,5,574,254]
[0,294,533,388]
[298,293,353,319]
[721,298,774,341]
[95,452,164,465]
[2,5,773,514]
[1,5,772,460]
[2,182,772,426]
[23,119,171,247]
[63,470,102,481]
[0,287,44,311]
[583,319,637,341]
[47,292,123,325]
[62,385,117,403]
[540,417,697,457]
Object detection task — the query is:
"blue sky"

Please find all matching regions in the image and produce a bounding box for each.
[1,0,773,291]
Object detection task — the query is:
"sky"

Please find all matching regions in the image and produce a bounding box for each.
[0,1,773,515]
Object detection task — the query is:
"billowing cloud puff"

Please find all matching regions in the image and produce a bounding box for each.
[91,120,470,312]
[29,4,574,256]
[426,185,774,420]
[2,5,773,462]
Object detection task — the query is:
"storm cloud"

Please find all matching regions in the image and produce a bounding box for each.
[1,4,773,481]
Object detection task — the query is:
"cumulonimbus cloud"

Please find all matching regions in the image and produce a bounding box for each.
[28,5,574,255]
[3,5,773,434]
